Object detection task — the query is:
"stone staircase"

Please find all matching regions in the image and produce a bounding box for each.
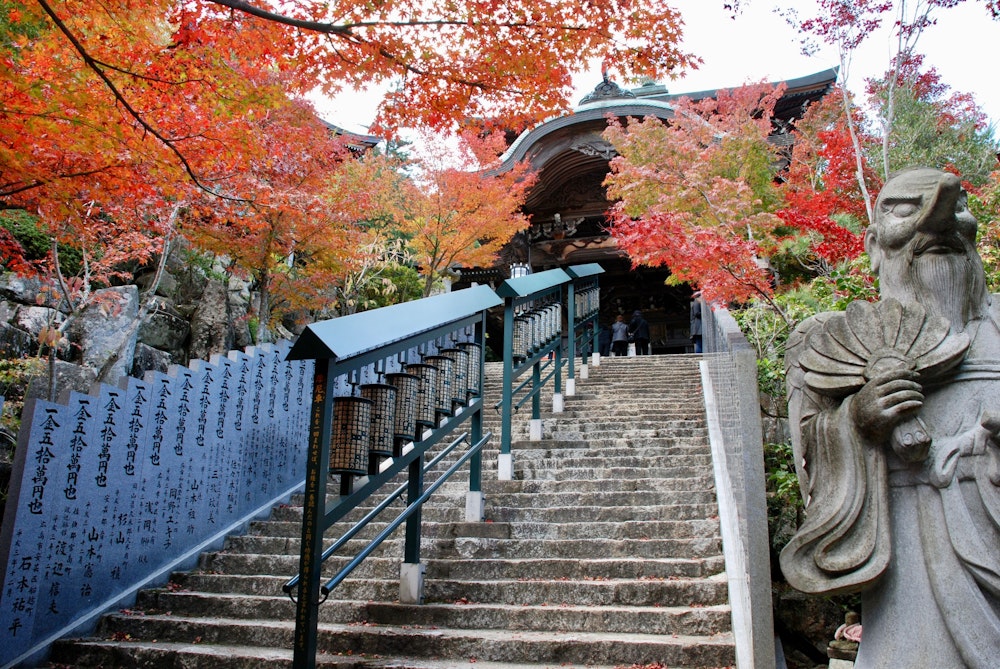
[48,354,735,669]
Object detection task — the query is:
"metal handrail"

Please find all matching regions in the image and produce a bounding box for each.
[281,430,478,597]
[494,355,553,412]
[286,286,500,669]
[515,358,560,411]
[320,431,491,596]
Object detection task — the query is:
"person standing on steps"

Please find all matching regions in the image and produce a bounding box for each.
[611,314,629,356]
[598,321,612,357]
[628,310,650,355]
[690,291,703,354]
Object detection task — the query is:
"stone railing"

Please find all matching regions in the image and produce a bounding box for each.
[699,303,776,669]
[0,340,313,669]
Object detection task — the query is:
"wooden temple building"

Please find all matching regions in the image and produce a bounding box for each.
[455,68,838,354]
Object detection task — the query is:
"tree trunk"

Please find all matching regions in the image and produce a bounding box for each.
[256,270,273,343]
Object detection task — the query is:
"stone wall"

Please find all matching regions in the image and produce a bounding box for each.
[0,258,262,400]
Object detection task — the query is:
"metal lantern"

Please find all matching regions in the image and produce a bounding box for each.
[329,396,372,475]
[360,383,397,459]
[385,372,418,450]
[457,341,482,398]
[423,354,454,420]
[441,347,469,412]
[406,362,439,431]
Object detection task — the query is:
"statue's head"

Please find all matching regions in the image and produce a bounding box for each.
[865,167,988,329]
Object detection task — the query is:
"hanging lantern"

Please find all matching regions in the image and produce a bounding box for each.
[458,341,482,398]
[423,354,455,420]
[386,372,418,451]
[329,396,372,475]
[406,362,439,431]
[441,347,469,412]
[360,383,397,459]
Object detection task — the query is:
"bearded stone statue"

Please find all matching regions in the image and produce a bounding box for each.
[782,168,1000,668]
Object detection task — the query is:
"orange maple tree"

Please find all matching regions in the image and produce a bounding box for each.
[2,0,698,210]
[1,0,699,334]
[604,84,788,307]
[400,131,537,297]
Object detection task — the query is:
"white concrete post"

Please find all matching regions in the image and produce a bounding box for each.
[498,453,513,481]
[399,562,425,604]
[465,491,485,522]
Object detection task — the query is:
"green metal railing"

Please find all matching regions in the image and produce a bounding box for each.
[282,285,501,669]
[565,263,604,393]
[493,265,602,479]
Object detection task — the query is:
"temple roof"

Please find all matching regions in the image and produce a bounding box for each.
[633,67,839,123]
[490,67,838,219]
[495,67,838,176]
[319,119,381,154]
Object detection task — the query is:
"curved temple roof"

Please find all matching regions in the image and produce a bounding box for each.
[495,67,838,176]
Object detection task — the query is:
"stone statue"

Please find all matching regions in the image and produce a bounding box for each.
[781,167,1000,668]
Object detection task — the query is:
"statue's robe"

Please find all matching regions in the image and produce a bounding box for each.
[782,306,1000,668]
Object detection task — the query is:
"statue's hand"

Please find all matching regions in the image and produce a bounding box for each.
[849,368,923,441]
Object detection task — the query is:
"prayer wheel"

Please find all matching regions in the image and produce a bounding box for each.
[360,383,397,458]
[513,315,530,361]
[385,371,418,450]
[457,341,481,398]
[441,347,469,412]
[405,362,438,431]
[423,354,455,420]
[329,395,372,475]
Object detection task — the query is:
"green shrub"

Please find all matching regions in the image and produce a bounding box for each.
[0,210,83,276]
[0,356,45,437]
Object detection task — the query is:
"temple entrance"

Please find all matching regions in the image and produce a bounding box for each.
[456,70,836,357]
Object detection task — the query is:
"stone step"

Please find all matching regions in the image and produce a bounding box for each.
[222,535,722,561]
[71,615,735,667]
[131,591,732,636]
[246,518,719,541]
[159,572,730,608]
[197,554,726,581]
[51,640,633,669]
[270,501,717,527]
[480,482,719,500]
[508,466,716,482]
[507,438,711,451]
[49,356,734,669]
[289,483,719,509]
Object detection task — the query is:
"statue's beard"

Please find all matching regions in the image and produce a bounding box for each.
[878,242,989,332]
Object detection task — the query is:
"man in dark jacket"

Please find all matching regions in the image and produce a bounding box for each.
[627,310,650,355]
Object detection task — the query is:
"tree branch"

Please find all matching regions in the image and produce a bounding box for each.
[35,0,249,203]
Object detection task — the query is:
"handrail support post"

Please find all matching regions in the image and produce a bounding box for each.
[400,451,425,603]
[292,359,333,669]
